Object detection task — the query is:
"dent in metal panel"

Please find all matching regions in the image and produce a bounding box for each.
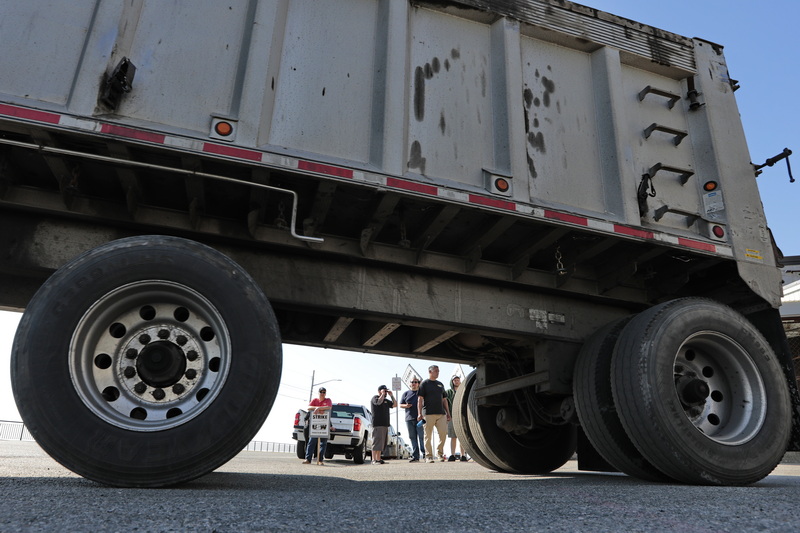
[0,1,99,106]
[407,8,492,187]
[520,36,603,213]
[269,0,378,163]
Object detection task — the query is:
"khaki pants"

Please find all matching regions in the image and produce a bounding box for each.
[423,413,448,459]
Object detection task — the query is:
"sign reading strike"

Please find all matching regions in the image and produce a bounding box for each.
[309,409,330,439]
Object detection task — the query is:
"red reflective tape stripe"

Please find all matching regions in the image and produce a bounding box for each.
[678,238,716,252]
[0,103,60,124]
[544,210,588,226]
[614,225,654,239]
[387,177,438,196]
[101,124,165,143]
[203,142,262,162]
[298,160,353,179]
[469,195,516,211]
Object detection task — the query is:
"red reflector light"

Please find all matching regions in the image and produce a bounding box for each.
[353,416,361,432]
[712,225,725,238]
[703,181,718,192]
[214,121,234,137]
[495,178,510,193]
[294,413,300,425]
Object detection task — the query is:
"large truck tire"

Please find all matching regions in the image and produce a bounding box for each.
[11,235,282,487]
[452,371,502,470]
[467,369,577,474]
[611,298,791,485]
[573,318,671,482]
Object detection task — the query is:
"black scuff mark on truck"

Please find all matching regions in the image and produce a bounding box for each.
[408,140,427,175]
[527,152,538,179]
[528,131,545,154]
[541,74,555,108]
[646,33,673,68]
[439,111,446,135]
[414,66,425,121]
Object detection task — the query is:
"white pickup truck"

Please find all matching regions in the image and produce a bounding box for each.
[293,404,373,464]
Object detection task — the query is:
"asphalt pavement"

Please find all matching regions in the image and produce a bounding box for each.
[2,441,800,532]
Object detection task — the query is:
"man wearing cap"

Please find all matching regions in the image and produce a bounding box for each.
[303,387,332,465]
[370,385,396,465]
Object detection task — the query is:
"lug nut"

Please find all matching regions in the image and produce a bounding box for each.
[176,335,188,346]
[123,366,136,379]
[134,382,147,394]
[125,348,138,359]
[185,369,197,380]
[157,329,170,339]
[152,388,166,401]
[172,383,185,395]
[139,333,151,345]
[186,350,199,362]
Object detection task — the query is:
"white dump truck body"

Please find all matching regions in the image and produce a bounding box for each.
[1,0,796,487]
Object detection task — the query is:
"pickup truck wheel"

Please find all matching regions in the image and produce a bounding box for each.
[295,441,306,460]
[11,236,282,487]
[453,371,502,470]
[612,298,791,485]
[467,371,577,474]
[353,436,366,464]
[573,318,671,482]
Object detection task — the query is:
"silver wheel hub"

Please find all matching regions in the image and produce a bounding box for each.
[674,331,766,446]
[70,280,231,431]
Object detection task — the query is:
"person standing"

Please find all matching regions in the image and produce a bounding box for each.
[400,376,426,462]
[445,375,467,461]
[370,385,396,465]
[417,365,450,463]
[303,387,332,465]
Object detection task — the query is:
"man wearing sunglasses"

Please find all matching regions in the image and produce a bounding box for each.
[399,376,426,462]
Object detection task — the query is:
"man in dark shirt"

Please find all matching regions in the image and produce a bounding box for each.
[417,365,451,462]
[370,384,396,465]
[400,376,425,462]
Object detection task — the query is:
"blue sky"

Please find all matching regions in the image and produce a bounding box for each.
[1,1,798,443]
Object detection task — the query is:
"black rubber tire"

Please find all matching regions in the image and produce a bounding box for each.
[295,441,306,460]
[452,371,503,470]
[353,436,366,464]
[468,371,577,474]
[11,236,282,487]
[573,318,672,482]
[612,298,791,485]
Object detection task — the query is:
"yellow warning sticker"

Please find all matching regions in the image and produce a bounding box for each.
[745,249,763,260]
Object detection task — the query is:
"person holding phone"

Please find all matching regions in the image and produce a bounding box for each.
[370,384,396,465]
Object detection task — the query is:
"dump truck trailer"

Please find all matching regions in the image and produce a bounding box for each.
[1,0,797,487]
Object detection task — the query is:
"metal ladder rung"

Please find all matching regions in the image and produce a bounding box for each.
[639,85,681,109]
[644,123,688,146]
[648,163,695,185]
[653,205,700,226]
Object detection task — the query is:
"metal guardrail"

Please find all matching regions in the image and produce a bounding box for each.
[244,441,297,454]
[0,421,34,441]
[1,420,295,453]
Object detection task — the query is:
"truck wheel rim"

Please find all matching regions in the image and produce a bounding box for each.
[69,280,231,431]
[673,331,766,446]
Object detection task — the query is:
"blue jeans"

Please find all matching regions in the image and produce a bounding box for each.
[305,437,327,461]
[405,419,425,460]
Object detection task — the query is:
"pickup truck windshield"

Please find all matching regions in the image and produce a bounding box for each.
[330,406,367,419]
